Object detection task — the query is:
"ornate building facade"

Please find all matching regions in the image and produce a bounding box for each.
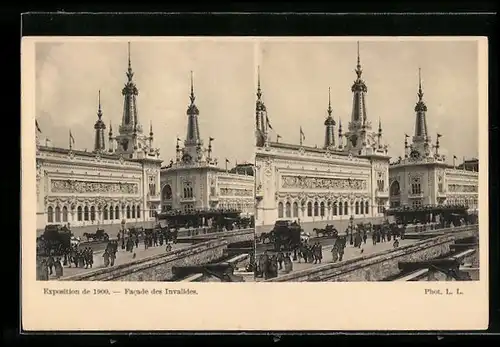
[255,44,391,232]
[36,43,162,231]
[388,69,479,211]
[160,73,254,216]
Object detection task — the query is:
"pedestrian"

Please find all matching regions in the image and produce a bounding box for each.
[103,250,110,267]
[54,257,63,278]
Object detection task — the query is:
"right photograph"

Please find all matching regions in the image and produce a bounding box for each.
[253,39,480,282]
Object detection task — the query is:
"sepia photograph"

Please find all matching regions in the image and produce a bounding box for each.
[34,40,256,282]
[254,40,481,282]
[22,36,488,332]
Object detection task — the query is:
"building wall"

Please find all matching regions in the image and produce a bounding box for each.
[36,147,161,231]
[160,168,254,215]
[255,145,389,228]
[389,163,479,210]
[444,168,479,210]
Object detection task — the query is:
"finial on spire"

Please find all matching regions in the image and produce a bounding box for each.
[418,67,424,101]
[327,87,332,116]
[97,90,103,119]
[126,42,134,82]
[190,70,195,103]
[257,65,262,100]
[355,41,362,78]
[149,120,153,136]
[378,118,382,134]
[109,122,113,135]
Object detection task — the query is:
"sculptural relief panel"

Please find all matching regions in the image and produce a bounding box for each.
[447,184,478,193]
[281,175,367,191]
[51,179,139,195]
[219,188,254,197]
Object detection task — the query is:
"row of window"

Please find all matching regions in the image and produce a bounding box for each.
[46,204,142,223]
[277,200,374,219]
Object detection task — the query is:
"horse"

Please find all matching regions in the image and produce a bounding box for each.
[83,232,96,242]
[297,243,313,263]
[259,232,272,244]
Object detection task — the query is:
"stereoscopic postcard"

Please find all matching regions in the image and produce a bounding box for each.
[21,36,488,331]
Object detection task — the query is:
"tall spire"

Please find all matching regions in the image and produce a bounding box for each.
[120,42,140,131]
[257,65,262,100]
[414,67,429,139]
[185,71,201,147]
[255,65,268,147]
[350,41,368,127]
[94,90,106,152]
[324,87,336,149]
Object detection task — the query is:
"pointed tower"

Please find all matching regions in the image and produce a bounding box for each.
[108,122,114,153]
[409,68,433,160]
[149,121,154,150]
[324,87,336,149]
[338,118,343,150]
[345,42,373,152]
[179,71,205,164]
[93,90,106,153]
[185,71,201,147]
[255,66,269,147]
[116,42,145,156]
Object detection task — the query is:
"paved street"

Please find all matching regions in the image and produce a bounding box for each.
[50,242,190,280]
[255,237,416,281]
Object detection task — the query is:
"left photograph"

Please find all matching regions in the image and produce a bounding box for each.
[34,39,256,282]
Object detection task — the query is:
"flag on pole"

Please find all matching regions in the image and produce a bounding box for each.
[35,119,42,133]
[266,115,273,130]
[300,126,305,145]
[404,133,409,138]
[225,158,230,172]
[209,137,215,142]
[276,134,282,142]
[69,130,75,149]
[437,133,442,138]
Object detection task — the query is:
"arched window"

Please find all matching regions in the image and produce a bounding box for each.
[47,206,54,223]
[132,205,136,218]
[137,205,141,218]
[293,202,299,217]
[320,202,325,217]
[278,202,284,218]
[62,206,68,222]
[338,202,343,216]
[84,206,89,221]
[103,206,108,220]
[344,202,348,216]
[314,201,319,216]
[90,206,96,221]
[77,206,83,221]
[115,206,120,220]
[55,206,61,222]
[390,181,401,196]
[126,205,131,219]
[307,202,313,217]
[333,202,338,216]
[355,201,360,215]
[365,201,370,215]
[285,202,291,218]
[162,184,173,201]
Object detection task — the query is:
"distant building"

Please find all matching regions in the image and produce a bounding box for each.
[255,44,391,233]
[160,73,255,216]
[36,43,162,231]
[388,69,478,212]
[457,158,479,172]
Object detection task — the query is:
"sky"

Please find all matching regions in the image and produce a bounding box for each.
[258,39,479,162]
[35,38,480,165]
[35,39,256,165]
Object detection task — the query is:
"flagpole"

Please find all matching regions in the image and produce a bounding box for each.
[69,130,72,150]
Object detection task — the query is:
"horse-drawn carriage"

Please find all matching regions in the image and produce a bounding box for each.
[313,224,339,238]
[37,224,73,257]
[266,220,302,252]
[83,228,109,242]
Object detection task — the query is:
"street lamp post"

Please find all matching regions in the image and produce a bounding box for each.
[349,215,354,245]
